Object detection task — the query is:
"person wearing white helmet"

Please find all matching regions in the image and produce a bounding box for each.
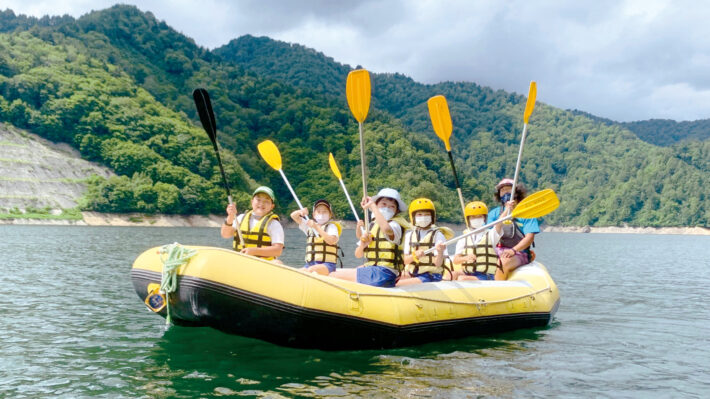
[488,178,539,280]
[329,188,409,287]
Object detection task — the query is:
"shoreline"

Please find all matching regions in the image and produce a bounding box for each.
[0,212,708,235]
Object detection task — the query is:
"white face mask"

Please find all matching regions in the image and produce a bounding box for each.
[469,217,485,229]
[378,207,395,221]
[415,215,432,228]
[314,213,329,224]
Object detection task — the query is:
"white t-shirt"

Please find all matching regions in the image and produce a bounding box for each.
[298,220,340,238]
[454,227,501,255]
[233,212,284,245]
[358,221,403,246]
[403,228,449,256]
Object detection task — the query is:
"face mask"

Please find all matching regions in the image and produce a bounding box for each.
[469,217,485,229]
[500,193,512,204]
[378,207,395,221]
[314,213,329,224]
[415,215,432,228]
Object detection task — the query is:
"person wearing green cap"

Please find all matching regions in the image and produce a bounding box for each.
[221,186,284,262]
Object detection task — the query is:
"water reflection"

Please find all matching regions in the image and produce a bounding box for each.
[141,323,549,397]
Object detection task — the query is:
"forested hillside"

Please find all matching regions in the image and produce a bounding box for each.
[0,6,708,226]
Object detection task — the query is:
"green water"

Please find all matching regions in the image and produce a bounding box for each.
[1,225,709,397]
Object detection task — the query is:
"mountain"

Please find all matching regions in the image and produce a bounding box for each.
[0,5,708,227]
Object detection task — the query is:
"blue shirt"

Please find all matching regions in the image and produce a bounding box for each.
[488,206,540,235]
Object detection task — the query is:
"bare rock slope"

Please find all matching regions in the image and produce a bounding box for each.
[0,123,113,212]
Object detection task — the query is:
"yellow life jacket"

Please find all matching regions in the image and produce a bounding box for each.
[363,218,408,273]
[406,226,448,276]
[461,229,499,275]
[234,210,281,261]
[305,221,342,264]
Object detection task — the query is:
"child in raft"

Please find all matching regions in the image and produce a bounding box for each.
[290,199,342,275]
[488,178,539,280]
[221,186,284,262]
[329,188,409,287]
[397,198,451,286]
[451,201,503,281]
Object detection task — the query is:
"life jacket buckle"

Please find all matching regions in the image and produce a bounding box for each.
[349,292,360,301]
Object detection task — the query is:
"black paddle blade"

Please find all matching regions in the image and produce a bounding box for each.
[193,88,217,144]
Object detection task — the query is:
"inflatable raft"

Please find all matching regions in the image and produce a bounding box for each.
[131,245,559,350]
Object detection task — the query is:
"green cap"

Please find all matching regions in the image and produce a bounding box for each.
[252,186,275,202]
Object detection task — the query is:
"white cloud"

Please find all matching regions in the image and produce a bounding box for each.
[4,0,710,121]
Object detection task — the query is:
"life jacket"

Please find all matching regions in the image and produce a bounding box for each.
[234,210,280,260]
[305,221,343,265]
[461,229,499,275]
[499,218,534,250]
[364,218,409,274]
[406,225,452,276]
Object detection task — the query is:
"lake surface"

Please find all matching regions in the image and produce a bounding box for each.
[1,225,709,398]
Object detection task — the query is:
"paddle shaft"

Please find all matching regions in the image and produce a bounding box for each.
[510,123,529,201]
[446,151,466,220]
[338,179,361,224]
[337,178,367,235]
[278,169,320,237]
[358,122,369,226]
[423,214,513,255]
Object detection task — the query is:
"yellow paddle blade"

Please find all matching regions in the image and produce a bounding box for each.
[346,69,371,123]
[511,188,559,219]
[523,81,537,124]
[257,140,282,171]
[427,95,453,151]
[328,153,342,180]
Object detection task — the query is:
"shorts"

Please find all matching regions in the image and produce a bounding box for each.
[356,266,398,287]
[466,271,496,280]
[303,261,338,273]
[494,246,529,266]
[414,272,443,283]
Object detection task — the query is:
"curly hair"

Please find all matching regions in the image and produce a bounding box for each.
[494,184,527,203]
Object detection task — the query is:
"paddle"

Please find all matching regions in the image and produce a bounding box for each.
[328,152,366,234]
[510,81,537,201]
[423,189,559,254]
[257,140,318,236]
[193,88,243,246]
[346,69,371,227]
[427,95,466,221]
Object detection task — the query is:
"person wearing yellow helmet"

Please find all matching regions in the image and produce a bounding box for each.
[222,186,284,262]
[488,178,539,280]
[396,198,451,286]
[452,201,503,280]
[290,199,342,275]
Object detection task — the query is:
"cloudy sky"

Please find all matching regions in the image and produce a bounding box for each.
[4,0,710,122]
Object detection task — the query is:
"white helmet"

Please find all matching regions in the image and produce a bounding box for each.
[371,188,406,214]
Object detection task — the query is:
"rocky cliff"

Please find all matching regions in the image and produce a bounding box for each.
[0,123,112,213]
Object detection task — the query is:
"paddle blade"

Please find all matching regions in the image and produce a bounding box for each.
[511,189,559,219]
[257,140,282,171]
[346,69,371,123]
[523,81,537,124]
[328,153,342,180]
[193,88,217,144]
[427,95,453,151]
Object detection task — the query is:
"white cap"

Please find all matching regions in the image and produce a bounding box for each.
[371,188,406,213]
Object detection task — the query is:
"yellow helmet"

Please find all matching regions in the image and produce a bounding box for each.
[464,201,488,218]
[409,198,436,225]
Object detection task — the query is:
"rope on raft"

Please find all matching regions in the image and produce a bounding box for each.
[159,243,197,325]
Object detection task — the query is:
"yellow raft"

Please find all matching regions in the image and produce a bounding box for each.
[131,246,559,350]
